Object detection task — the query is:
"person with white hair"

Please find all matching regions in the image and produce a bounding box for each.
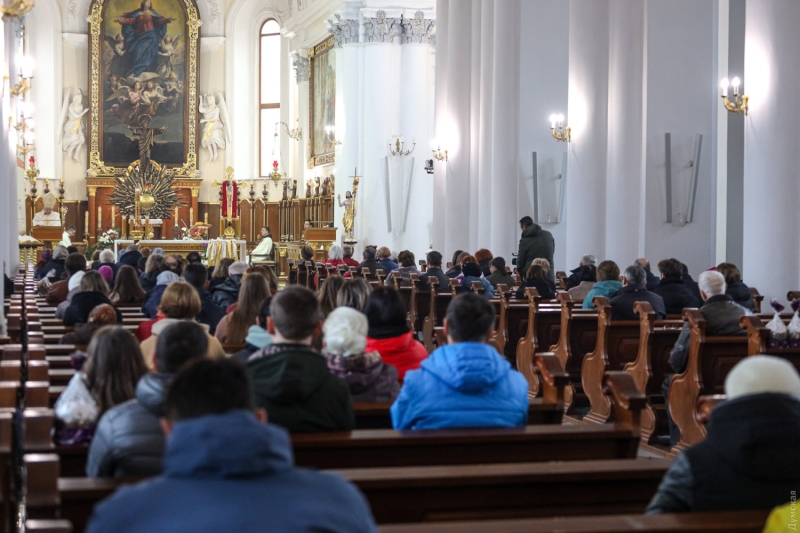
[565,254,597,294]
[647,355,800,514]
[322,307,399,403]
[661,269,751,446]
[317,244,352,285]
[92,248,120,281]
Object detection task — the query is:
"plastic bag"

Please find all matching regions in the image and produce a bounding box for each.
[54,372,99,427]
[766,299,788,349]
[788,300,800,348]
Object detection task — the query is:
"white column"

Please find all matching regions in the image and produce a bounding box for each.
[334,39,359,247]
[742,0,800,302]
[290,50,309,203]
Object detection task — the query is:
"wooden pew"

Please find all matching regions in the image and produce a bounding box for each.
[422,279,452,353]
[498,291,531,368]
[547,292,597,413]
[668,310,748,452]
[582,297,641,424]
[742,315,800,372]
[516,290,561,399]
[749,287,764,313]
[624,302,683,446]
[377,510,771,532]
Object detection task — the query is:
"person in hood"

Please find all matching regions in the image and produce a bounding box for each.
[716,262,755,311]
[391,292,529,429]
[365,286,428,380]
[142,270,180,319]
[139,283,225,370]
[248,286,354,433]
[211,261,247,309]
[181,263,225,335]
[86,321,209,477]
[583,261,623,309]
[516,216,555,283]
[63,271,122,326]
[323,307,399,403]
[233,300,272,364]
[652,258,700,315]
[86,358,378,533]
[565,254,597,300]
[647,355,800,515]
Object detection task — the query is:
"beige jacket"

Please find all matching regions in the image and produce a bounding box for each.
[139,318,225,371]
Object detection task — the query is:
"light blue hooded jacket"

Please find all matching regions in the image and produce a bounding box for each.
[390,342,529,429]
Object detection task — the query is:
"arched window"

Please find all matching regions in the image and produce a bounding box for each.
[259,19,281,177]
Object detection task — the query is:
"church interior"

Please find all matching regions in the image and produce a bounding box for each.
[0,0,798,532]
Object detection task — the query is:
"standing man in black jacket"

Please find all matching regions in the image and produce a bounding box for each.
[516,216,555,283]
[182,263,225,335]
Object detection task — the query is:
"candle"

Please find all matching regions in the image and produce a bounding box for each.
[97,207,102,231]
[189,207,194,226]
[121,217,127,238]
[174,206,179,222]
[111,205,115,227]
[204,212,208,224]
[84,211,89,235]
[720,78,728,97]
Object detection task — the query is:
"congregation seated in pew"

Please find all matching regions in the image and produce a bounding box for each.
[109,265,145,306]
[232,300,273,363]
[717,262,755,311]
[210,260,247,309]
[46,252,87,307]
[85,358,378,533]
[87,321,209,477]
[137,254,163,293]
[651,258,701,315]
[390,292,528,429]
[516,263,554,300]
[663,270,750,445]
[247,286,355,433]
[486,256,515,288]
[583,260,622,308]
[63,271,123,327]
[565,253,597,299]
[460,261,494,296]
[60,303,119,345]
[322,307,400,403]
[141,271,179,319]
[357,246,386,280]
[214,273,270,344]
[181,263,226,335]
[385,250,418,286]
[647,356,800,515]
[418,250,450,289]
[337,277,372,312]
[610,264,666,320]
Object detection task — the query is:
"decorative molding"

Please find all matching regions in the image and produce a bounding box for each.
[291,51,310,83]
[329,14,358,48]
[200,36,226,52]
[363,10,402,43]
[401,11,435,44]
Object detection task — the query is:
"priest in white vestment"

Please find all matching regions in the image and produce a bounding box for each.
[249,226,274,264]
[33,193,61,227]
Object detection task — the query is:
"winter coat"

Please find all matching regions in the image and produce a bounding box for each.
[486,270,516,289]
[682,274,702,303]
[63,291,122,327]
[385,265,418,286]
[232,325,273,364]
[583,280,623,309]
[378,258,400,272]
[646,393,800,514]
[139,318,225,371]
[324,351,400,403]
[668,295,749,374]
[42,258,67,282]
[644,269,660,291]
[194,287,226,335]
[211,275,243,309]
[46,279,70,306]
[56,287,80,320]
[248,344,355,433]
[478,260,492,278]
[462,275,495,297]
[565,265,596,290]
[609,284,666,321]
[138,272,159,292]
[445,264,462,278]
[142,284,169,319]
[118,251,143,270]
[567,281,595,301]
[652,277,701,315]
[419,267,451,290]
[357,259,386,280]
[516,224,555,282]
[365,330,428,380]
[91,261,120,281]
[85,411,378,533]
[86,373,170,478]
[726,281,755,311]
[390,342,529,430]
[515,278,555,300]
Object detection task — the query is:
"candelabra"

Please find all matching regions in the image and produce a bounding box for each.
[720,77,748,115]
[431,143,447,162]
[279,120,303,141]
[549,114,571,142]
[389,137,415,156]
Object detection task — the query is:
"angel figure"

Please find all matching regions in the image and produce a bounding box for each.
[156,34,183,77]
[141,80,172,115]
[199,92,231,162]
[107,80,144,125]
[58,89,89,161]
[103,33,126,78]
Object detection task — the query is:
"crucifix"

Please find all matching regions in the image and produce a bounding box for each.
[125,114,168,170]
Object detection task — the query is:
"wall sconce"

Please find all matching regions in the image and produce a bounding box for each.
[431,141,447,162]
[389,137,415,156]
[279,120,302,141]
[720,77,748,115]
[324,125,343,146]
[549,114,570,142]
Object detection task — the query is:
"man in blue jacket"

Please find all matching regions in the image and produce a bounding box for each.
[86,358,378,533]
[391,292,529,429]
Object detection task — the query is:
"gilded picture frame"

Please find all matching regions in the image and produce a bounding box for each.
[308,35,336,168]
[87,0,201,177]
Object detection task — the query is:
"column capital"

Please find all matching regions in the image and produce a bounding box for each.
[400,11,435,45]
[87,186,97,197]
[290,51,310,83]
[363,10,402,43]
[329,14,360,48]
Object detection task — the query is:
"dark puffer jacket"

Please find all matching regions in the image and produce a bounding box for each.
[565,265,596,290]
[725,281,755,311]
[652,277,701,315]
[609,284,666,321]
[63,291,122,326]
[646,393,800,514]
[324,351,400,403]
[86,373,170,478]
[211,274,242,309]
[516,224,555,281]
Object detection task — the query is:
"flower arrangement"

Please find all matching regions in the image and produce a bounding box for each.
[97,228,120,248]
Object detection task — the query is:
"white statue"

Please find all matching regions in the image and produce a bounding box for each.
[199,92,231,162]
[58,88,89,162]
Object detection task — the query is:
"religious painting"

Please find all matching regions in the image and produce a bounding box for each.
[308,35,336,168]
[88,0,200,177]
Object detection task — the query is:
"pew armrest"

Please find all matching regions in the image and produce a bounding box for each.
[533,353,568,407]
[602,371,646,434]
[696,395,726,425]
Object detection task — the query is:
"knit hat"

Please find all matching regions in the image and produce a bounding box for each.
[462,262,482,278]
[68,271,85,292]
[88,304,118,324]
[156,271,179,285]
[152,247,165,255]
[98,265,113,282]
[229,261,248,276]
[725,355,800,400]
